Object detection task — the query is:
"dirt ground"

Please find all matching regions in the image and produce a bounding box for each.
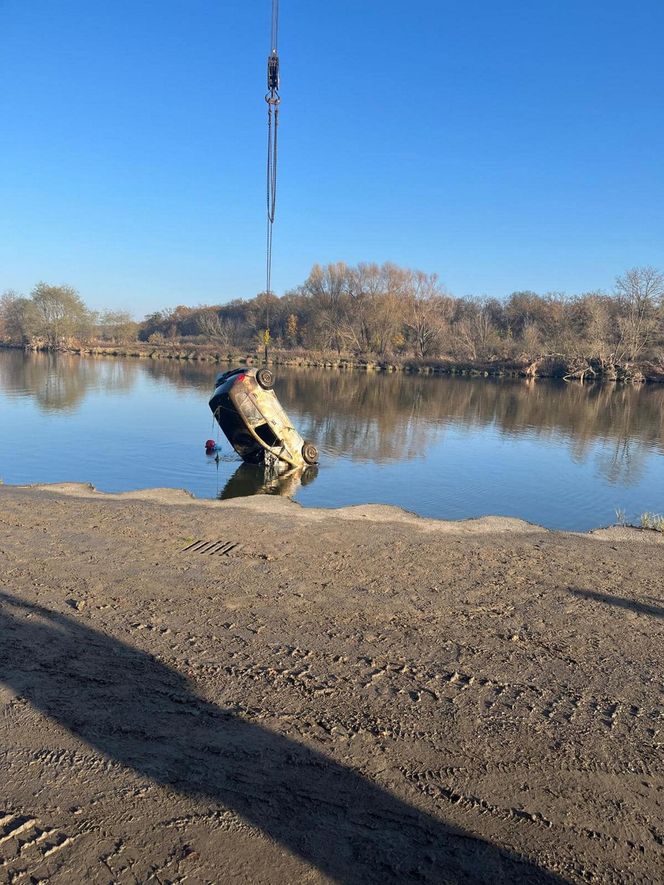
[0,484,662,884]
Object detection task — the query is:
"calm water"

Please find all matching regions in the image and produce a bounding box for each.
[0,350,662,530]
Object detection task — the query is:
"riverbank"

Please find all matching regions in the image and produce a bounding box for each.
[0,483,662,883]
[3,341,663,382]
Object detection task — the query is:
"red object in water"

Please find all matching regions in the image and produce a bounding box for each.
[205,439,216,452]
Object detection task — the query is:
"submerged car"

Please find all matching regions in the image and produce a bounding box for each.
[209,367,319,468]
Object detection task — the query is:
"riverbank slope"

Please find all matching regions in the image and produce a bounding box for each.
[0,485,662,883]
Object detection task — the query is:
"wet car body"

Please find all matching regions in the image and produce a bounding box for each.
[209,367,318,468]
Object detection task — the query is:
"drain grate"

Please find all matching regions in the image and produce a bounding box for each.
[182,539,242,556]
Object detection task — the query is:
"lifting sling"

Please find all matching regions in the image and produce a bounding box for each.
[265,0,280,341]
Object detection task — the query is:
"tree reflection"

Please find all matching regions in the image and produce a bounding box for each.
[2,352,662,486]
[0,351,138,413]
[144,363,664,484]
[143,358,218,392]
[274,371,664,483]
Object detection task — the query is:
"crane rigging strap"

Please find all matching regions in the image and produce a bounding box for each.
[265,0,280,304]
[266,99,278,297]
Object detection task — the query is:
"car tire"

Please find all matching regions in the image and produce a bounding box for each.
[256,368,274,389]
[302,441,319,465]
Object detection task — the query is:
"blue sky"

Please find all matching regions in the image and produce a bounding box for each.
[1,0,663,317]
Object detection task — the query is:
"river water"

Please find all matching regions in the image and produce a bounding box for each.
[0,350,662,530]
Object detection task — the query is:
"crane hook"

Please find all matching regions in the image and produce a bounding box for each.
[266,50,280,102]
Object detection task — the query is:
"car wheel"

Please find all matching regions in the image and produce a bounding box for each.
[256,368,274,389]
[302,441,319,465]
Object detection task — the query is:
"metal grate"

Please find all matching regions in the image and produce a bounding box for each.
[182,539,242,556]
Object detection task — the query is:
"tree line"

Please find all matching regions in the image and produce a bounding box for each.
[2,264,663,377]
[0,284,138,350]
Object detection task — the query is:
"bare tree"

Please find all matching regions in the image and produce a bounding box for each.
[614,266,664,361]
[196,311,232,347]
[454,299,501,362]
[404,272,449,358]
[302,263,351,354]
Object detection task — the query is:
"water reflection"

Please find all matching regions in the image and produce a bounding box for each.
[1,352,663,492]
[0,350,138,413]
[220,462,319,500]
[272,371,664,484]
[277,370,664,455]
[143,358,218,392]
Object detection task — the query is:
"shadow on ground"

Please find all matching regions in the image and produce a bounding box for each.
[0,591,567,884]
[568,587,664,619]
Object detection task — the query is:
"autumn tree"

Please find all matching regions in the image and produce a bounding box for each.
[97,310,138,342]
[0,290,36,343]
[30,283,90,347]
[286,313,299,345]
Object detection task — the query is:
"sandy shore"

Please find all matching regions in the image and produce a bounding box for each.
[0,484,662,884]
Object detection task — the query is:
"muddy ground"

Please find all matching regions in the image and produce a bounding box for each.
[0,484,662,884]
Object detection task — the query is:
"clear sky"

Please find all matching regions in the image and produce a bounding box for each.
[1,1,663,317]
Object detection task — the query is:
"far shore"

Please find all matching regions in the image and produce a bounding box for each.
[2,340,663,383]
[0,482,662,882]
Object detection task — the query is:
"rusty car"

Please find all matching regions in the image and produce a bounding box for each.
[209,367,319,468]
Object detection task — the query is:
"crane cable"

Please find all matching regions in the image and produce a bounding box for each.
[265,0,280,349]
